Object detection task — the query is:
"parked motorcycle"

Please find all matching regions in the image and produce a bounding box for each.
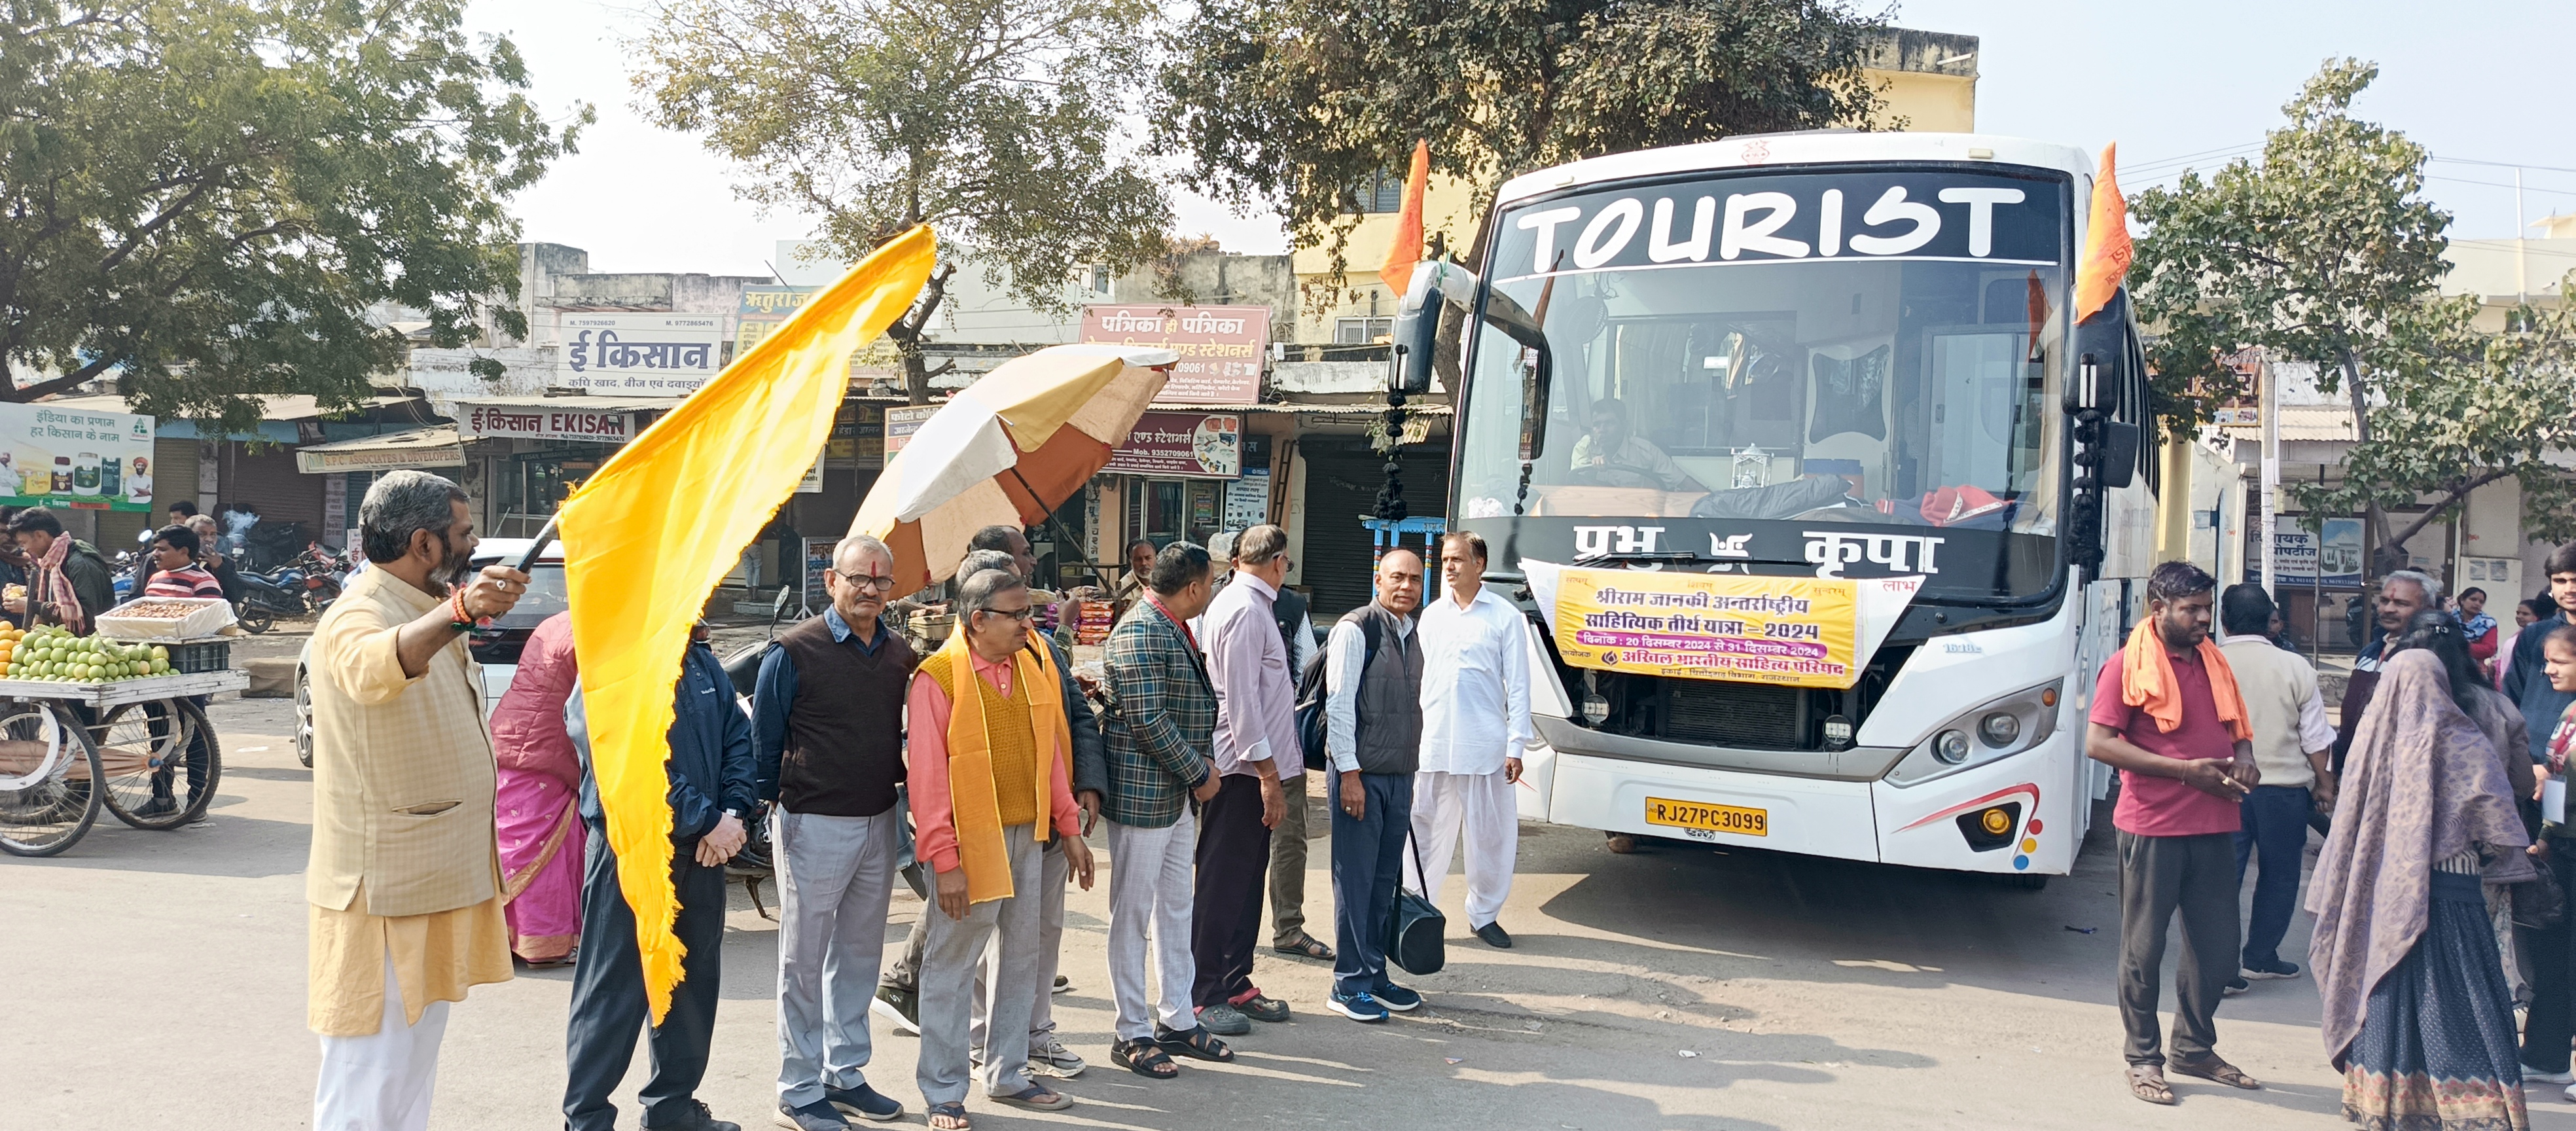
[233,545,344,634]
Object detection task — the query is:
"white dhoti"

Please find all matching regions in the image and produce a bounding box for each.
[1404,768,1517,931]
[314,954,449,1131]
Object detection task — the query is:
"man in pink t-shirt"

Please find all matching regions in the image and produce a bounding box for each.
[2086,562,2260,1105]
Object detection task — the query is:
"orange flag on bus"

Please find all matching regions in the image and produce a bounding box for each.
[2075,143,2131,325]
[556,226,934,1023]
[1378,140,1431,296]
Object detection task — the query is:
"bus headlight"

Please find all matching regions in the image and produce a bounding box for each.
[1934,730,1971,764]
[1979,711,2021,747]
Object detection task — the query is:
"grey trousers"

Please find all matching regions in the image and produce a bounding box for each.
[1106,810,1200,1041]
[918,823,1046,1106]
[2115,831,2239,1066]
[774,807,903,1108]
[1270,774,1314,946]
[890,840,1069,1056]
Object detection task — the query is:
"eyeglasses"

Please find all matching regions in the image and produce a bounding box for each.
[834,569,897,592]
[976,605,1036,622]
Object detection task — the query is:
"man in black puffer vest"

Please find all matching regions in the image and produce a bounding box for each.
[1319,549,1427,1022]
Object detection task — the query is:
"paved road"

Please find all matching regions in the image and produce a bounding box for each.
[12,675,2576,1130]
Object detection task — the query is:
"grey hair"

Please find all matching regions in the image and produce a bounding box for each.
[1207,530,1237,564]
[2384,569,2445,607]
[832,533,891,569]
[958,549,1019,581]
[1235,524,1287,565]
[956,567,1028,619]
[359,471,469,564]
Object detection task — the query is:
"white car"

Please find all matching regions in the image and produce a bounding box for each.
[295,539,567,768]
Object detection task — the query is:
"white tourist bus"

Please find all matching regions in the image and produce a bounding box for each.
[1398,132,2158,886]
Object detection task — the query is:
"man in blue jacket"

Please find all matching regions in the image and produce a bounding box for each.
[563,620,758,1131]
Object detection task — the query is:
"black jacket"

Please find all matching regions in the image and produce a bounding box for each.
[570,641,759,846]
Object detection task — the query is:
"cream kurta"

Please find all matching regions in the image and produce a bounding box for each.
[306,566,510,1035]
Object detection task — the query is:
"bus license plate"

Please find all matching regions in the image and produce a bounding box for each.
[1644,797,1768,837]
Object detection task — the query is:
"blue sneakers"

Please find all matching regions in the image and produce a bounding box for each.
[821,1084,903,1123]
[1327,991,1391,1022]
[1373,982,1422,1012]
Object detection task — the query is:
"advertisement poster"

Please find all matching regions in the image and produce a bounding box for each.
[883,404,939,456]
[1103,412,1242,478]
[1079,305,1268,404]
[0,401,156,511]
[548,312,728,394]
[1547,567,1868,689]
[1223,469,1272,529]
[2269,518,2364,586]
[803,537,837,615]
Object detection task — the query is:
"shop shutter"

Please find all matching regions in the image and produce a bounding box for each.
[1295,438,1447,617]
[152,438,199,509]
[221,444,327,536]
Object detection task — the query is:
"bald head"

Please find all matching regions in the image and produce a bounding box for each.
[1375,548,1424,616]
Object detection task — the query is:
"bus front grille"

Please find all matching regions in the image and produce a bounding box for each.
[1662,681,1802,749]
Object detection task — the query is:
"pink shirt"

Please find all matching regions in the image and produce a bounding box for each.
[906,649,1081,874]
[1202,572,1302,780]
[2090,645,2244,837]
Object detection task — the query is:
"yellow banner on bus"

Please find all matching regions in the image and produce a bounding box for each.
[1550,568,1864,689]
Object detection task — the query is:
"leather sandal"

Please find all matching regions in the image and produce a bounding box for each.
[2126,1064,2176,1105]
[1155,1024,1235,1062]
[1272,931,1334,960]
[1113,1038,1179,1079]
[2168,1055,2261,1090]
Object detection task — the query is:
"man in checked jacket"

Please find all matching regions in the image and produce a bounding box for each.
[1096,541,1235,1079]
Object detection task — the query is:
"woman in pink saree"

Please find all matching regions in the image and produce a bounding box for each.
[493,612,586,965]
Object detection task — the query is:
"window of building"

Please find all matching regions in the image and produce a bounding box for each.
[1334,317,1393,345]
[1350,172,1403,214]
[1090,264,1112,294]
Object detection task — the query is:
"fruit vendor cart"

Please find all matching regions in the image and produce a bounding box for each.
[0,599,251,857]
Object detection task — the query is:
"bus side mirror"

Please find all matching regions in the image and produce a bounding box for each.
[1517,345,1552,461]
[2097,422,2139,490]
[1387,279,1440,396]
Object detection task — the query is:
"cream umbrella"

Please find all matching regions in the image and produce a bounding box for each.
[854,342,1177,596]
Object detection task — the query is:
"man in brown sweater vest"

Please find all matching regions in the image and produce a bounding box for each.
[754,534,916,1129]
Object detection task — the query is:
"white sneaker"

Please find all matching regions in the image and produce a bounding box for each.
[2526,1064,2576,1085]
[2562,1081,2576,1103]
[868,994,919,1037]
[1028,1034,1087,1079]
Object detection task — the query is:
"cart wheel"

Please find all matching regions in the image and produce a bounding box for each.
[238,604,274,634]
[97,699,219,831]
[0,701,103,857]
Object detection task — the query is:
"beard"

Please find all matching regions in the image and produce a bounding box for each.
[436,534,475,590]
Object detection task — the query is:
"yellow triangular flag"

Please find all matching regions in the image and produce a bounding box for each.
[558,226,935,1022]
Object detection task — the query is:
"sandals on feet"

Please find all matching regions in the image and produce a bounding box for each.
[1113,1038,1179,1079]
[1156,1025,1236,1062]
[2126,1064,2177,1105]
[927,1102,971,1130]
[2168,1056,2261,1090]
[993,1085,1073,1111]
[1273,931,1334,960]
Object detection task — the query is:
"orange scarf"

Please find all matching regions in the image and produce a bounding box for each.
[2120,617,2253,740]
[925,634,1068,905]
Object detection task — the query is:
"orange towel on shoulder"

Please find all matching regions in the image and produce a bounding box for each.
[2120,617,2253,741]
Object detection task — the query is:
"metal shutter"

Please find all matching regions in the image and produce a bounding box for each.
[1295,438,1448,617]
[221,444,327,532]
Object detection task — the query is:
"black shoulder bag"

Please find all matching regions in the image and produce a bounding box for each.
[1387,833,1447,976]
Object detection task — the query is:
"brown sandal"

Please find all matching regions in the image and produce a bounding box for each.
[2168,1055,2261,1090]
[2126,1064,2177,1105]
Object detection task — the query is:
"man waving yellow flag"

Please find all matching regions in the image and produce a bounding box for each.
[558,226,936,1022]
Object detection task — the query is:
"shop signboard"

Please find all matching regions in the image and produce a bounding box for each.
[1223,469,1271,529]
[549,312,728,394]
[457,403,637,444]
[803,536,838,614]
[1079,304,1268,404]
[884,404,939,456]
[0,401,156,511]
[736,286,817,355]
[1104,412,1242,478]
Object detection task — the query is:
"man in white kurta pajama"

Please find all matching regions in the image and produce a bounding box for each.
[1406,531,1535,948]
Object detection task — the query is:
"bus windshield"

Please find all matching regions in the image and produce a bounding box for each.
[1456,167,2073,598]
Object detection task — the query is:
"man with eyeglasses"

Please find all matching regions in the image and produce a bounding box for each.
[754,534,916,1129]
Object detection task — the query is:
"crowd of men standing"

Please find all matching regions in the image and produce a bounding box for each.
[299,466,1541,1131]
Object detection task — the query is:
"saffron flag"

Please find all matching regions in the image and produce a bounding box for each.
[2074,143,2131,325]
[556,225,935,1022]
[1378,140,1431,296]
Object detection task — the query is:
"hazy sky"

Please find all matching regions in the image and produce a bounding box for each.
[474,0,2575,277]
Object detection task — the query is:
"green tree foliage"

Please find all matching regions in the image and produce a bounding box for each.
[2302,279,2576,549]
[2129,60,2576,561]
[632,0,1173,403]
[0,1,583,434]
[1155,0,1888,287]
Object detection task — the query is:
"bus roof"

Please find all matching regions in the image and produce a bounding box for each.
[1495,132,2097,208]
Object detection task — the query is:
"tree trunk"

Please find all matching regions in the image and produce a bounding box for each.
[892,263,955,405]
[2339,350,2402,571]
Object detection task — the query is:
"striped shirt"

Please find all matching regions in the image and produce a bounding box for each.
[145,566,225,600]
